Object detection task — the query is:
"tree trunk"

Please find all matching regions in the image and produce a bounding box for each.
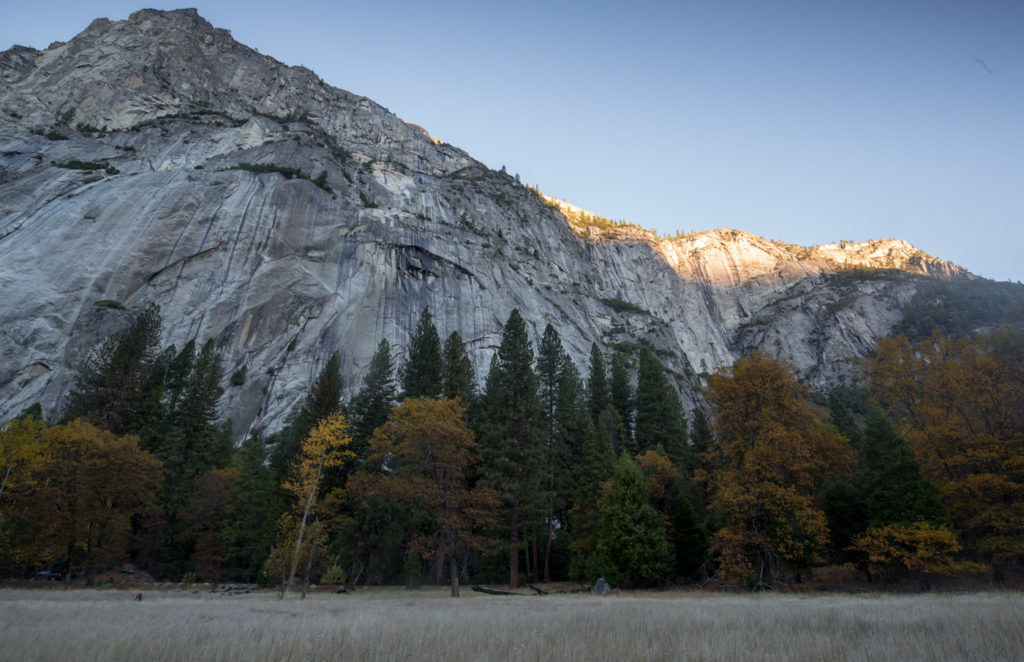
[531,533,539,583]
[523,533,532,581]
[544,516,553,583]
[284,452,325,598]
[0,463,13,503]
[301,520,322,600]
[509,527,519,588]
[434,555,444,585]
[450,554,460,597]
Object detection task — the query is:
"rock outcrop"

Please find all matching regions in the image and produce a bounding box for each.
[0,9,978,437]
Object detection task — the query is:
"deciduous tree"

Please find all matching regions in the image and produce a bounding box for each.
[281,411,353,597]
[8,420,160,580]
[703,351,853,586]
[865,332,1024,565]
[356,398,495,596]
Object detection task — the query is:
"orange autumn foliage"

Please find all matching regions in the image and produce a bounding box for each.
[864,332,1024,560]
[703,351,853,585]
[2,419,160,578]
[851,522,984,579]
[353,397,496,596]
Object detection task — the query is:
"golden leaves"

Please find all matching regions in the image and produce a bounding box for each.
[704,351,852,583]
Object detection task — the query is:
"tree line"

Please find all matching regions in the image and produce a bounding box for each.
[1,304,1022,592]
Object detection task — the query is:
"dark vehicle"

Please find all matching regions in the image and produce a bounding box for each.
[32,570,64,581]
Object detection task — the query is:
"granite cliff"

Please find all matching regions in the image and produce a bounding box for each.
[0,9,993,438]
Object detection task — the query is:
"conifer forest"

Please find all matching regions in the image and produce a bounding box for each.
[2,304,1023,593]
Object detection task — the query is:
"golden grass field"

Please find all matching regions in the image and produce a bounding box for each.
[2,586,1023,661]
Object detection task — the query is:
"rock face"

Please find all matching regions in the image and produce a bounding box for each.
[0,9,975,437]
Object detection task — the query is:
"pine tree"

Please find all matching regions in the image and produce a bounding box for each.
[475,309,545,588]
[568,418,615,581]
[634,347,686,462]
[402,307,443,399]
[348,340,398,456]
[301,352,344,427]
[555,358,588,472]
[535,324,579,581]
[441,331,476,403]
[173,339,229,468]
[594,454,672,587]
[823,407,949,563]
[689,408,714,455]
[269,352,344,481]
[221,438,286,581]
[63,303,162,435]
[140,338,230,579]
[586,344,609,422]
[609,352,633,440]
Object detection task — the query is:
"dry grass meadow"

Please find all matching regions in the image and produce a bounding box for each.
[2,586,1022,661]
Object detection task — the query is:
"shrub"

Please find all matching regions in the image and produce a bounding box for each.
[234,162,305,179]
[54,160,107,171]
[313,170,331,193]
[599,297,650,316]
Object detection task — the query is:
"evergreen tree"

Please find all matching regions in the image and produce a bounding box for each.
[598,404,629,457]
[594,454,673,587]
[634,347,686,462]
[689,408,714,455]
[138,339,230,579]
[221,438,286,581]
[441,331,476,403]
[586,344,609,422]
[823,407,949,562]
[670,481,710,578]
[402,307,443,399]
[475,309,545,588]
[609,352,633,440]
[301,352,345,427]
[63,303,162,435]
[828,392,864,450]
[555,359,588,472]
[173,339,230,467]
[269,352,344,481]
[568,419,615,581]
[535,324,578,581]
[348,340,398,456]
[860,410,947,526]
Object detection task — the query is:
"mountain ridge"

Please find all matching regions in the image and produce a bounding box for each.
[0,9,1015,438]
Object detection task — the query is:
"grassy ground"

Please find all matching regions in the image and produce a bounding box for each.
[2,587,1022,661]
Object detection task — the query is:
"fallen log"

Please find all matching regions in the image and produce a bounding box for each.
[527,584,592,595]
[470,585,520,596]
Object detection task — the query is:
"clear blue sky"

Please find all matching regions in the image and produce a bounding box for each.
[4,1,1023,282]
